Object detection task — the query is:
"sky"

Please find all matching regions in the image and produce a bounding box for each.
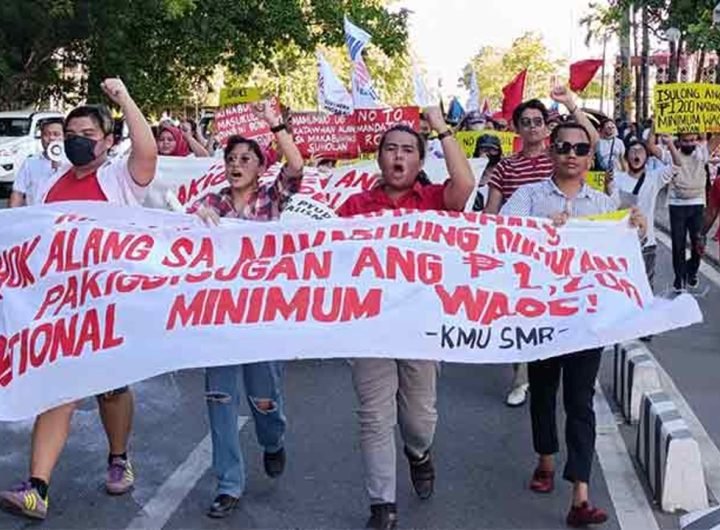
[394,0,618,99]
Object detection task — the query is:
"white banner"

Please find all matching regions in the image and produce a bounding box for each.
[0,203,702,420]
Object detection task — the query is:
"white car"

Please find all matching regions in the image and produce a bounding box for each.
[0,110,64,194]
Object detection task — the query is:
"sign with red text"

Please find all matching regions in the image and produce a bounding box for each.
[214,97,281,147]
[354,107,420,152]
[291,112,359,159]
[0,203,702,420]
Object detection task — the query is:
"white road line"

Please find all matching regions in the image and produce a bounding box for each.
[652,232,720,501]
[126,416,248,530]
[594,382,660,530]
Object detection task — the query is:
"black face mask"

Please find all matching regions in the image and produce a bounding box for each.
[64,136,98,166]
[487,153,501,166]
[679,144,696,155]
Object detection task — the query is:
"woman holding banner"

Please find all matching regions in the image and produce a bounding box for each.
[187,100,303,519]
[0,79,157,521]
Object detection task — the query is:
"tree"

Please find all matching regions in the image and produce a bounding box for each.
[460,32,565,110]
[0,0,409,112]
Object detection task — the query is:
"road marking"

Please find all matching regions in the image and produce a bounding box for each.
[594,382,660,530]
[126,416,248,530]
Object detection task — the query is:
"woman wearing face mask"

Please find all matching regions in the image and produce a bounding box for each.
[0,79,157,522]
[472,134,503,211]
[156,121,209,157]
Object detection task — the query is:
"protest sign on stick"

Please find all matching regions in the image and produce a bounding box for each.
[455,131,520,158]
[291,112,359,159]
[654,83,720,133]
[354,107,420,152]
[214,97,281,147]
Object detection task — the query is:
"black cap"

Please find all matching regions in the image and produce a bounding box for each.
[476,134,502,150]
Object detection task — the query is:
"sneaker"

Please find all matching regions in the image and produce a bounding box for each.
[687,275,699,289]
[263,447,286,478]
[529,467,554,493]
[0,482,48,520]
[673,278,686,294]
[365,502,398,530]
[106,457,135,495]
[405,448,435,500]
[506,383,529,407]
[207,494,240,519]
[566,502,608,527]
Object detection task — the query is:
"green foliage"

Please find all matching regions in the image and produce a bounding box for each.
[460,32,565,109]
[0,0,408,112]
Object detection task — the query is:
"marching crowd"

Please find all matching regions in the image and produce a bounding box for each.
[2,76,719,530]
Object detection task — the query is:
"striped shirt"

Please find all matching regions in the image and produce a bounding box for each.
[489,151,554,201]
[500,177,619,219]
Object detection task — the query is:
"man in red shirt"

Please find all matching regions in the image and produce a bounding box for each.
[484,87,599,408]
[337,106,474,530]
[702,176,720,250]
[0,79,157,521]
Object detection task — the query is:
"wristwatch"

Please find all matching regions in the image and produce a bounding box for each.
[437,129,453,141]
[270,123,287,134]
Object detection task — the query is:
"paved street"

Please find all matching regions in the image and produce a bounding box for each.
[0,214,718,529]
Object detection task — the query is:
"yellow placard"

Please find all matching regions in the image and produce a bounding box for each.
[219,86,261,107]
[455,131,518,158]
[585,171,605,192]
[654,83,720,134]
[584,209,630,221]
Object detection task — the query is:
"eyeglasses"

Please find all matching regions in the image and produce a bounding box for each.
[519,117,545,128]
[552,141,592,156]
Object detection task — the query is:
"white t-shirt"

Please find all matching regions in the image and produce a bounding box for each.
[12,154,56,205]
[39,156,151,206]
[596,137,626,171]
[667,145,708,207]
[615,158,674,247]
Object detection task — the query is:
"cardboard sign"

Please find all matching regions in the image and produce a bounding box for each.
[214,97,281,147]
[586,171,606,192]
[354,107,420,152]
[654,83,720,133]
[219,86,261,106]
[456,131,520,158]
[291,112,359,159]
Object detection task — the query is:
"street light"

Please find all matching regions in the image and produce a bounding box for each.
[713,2,720,25]
[665,27,681,43]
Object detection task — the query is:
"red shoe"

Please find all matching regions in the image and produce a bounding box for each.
[529,467,554,493]
[566,502,608,527]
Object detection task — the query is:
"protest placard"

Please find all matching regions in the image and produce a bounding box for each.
[654,83,720,133]
[0,203,701,420]
[354,107,420,152]
[291,112,359,159]
[214,97,281,147]
[455,131,520,158]
[586,171,606,192]
[219,86,261,107]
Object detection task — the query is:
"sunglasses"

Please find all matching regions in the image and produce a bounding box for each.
[553,141,592,156]
[519,117,545,128]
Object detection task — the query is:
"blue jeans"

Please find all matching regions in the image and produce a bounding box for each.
[205,361,286,497]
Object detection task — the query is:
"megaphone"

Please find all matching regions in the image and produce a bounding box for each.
[46,141,65,163]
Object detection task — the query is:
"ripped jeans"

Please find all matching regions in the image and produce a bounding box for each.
[205,362,286,497]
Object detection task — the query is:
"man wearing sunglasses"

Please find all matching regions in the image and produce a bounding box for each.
[501,122,646,528]
[485,87,599,408]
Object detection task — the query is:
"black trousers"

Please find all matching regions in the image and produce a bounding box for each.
[669,204,704,286]
[528,348,603,483]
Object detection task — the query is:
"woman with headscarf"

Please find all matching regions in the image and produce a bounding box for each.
[156,121,209,157]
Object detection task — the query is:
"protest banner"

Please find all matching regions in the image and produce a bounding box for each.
[219,86,261,107]
[354,107,420,152]
[214,97,281,147]
[586,171,606,192]
[455,131,520,158]
[291,112,359,159]
[654,83,720,134]
[0,203,701,420]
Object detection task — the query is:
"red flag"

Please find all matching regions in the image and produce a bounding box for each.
[569,60,603,92]
[501,69,527,122]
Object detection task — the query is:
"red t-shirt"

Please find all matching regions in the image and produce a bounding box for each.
[337,181,447,217]
[44,169,108,203]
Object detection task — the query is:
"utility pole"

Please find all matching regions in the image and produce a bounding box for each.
[641,5,650,122]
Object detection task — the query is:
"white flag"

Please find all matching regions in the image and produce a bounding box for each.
[317,52,353,115]
[343,16,383,108]
[466,70,480,112]
[344,15,371,60]
[413,66,432,108]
